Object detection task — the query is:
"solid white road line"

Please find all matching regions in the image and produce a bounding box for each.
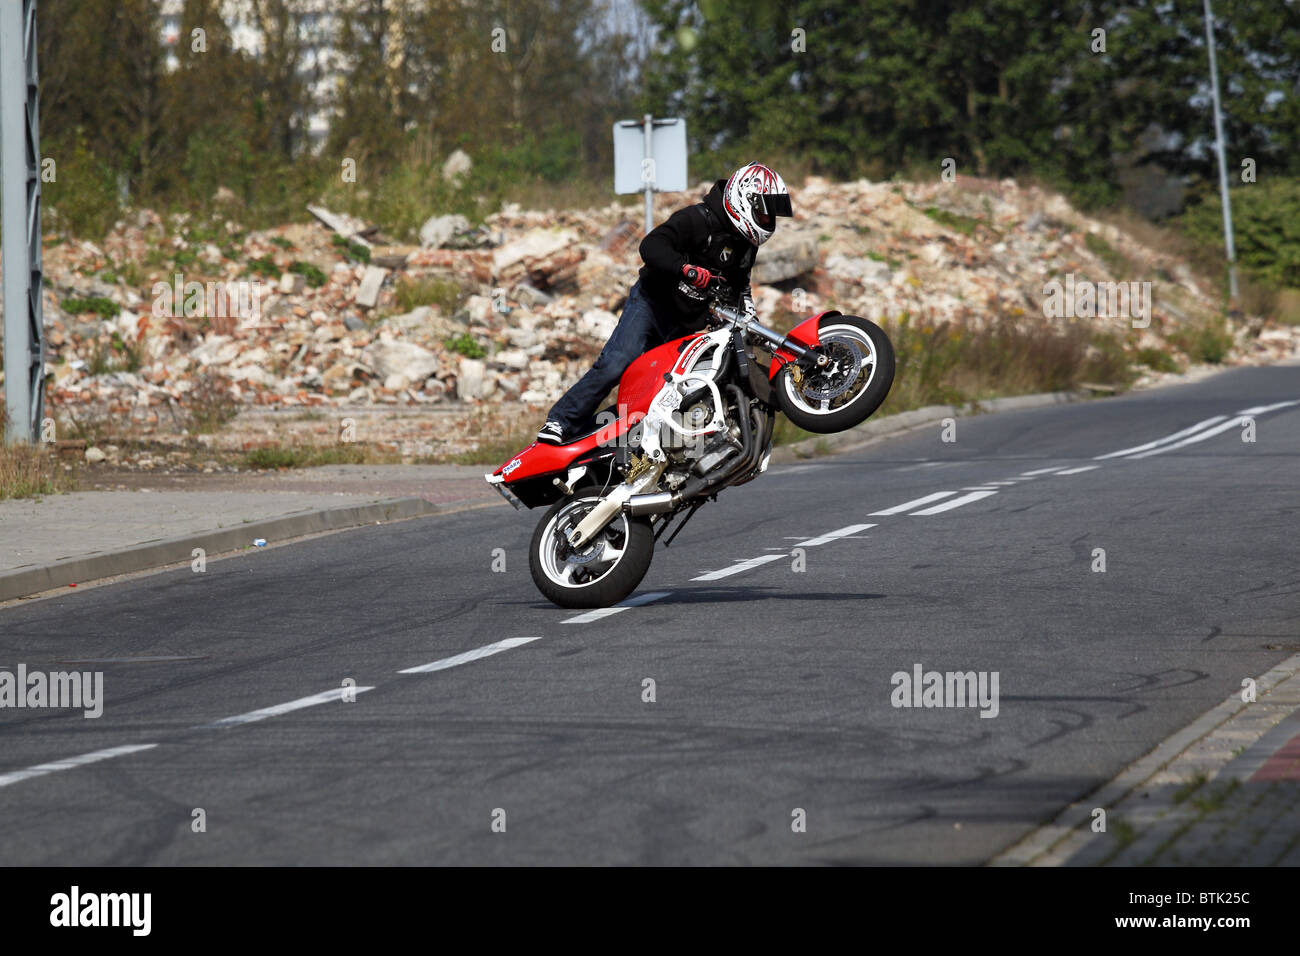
[400,636,542,673]
[909,490,999,515]
[1237,399,1300,416]
[794,523,876,548]
[1094,415,1228,459]
[561,591,672,623]
[1019,466,1069,476]
[1055,465,1100,475]
[1126,416,1249,458]
[869,491,957,515]
[0,744,158,790]
[205,686,375,729]
[692,555,786,581]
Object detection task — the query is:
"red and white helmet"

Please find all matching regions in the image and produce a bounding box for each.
[721,162,792,246]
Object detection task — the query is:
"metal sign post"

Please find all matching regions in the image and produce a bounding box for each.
[613,116,687,236]
[1203,0,1238,303]
[1,0,45,444]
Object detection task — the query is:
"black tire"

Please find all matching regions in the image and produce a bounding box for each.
[774,315,895,434]
[529,490,656,609]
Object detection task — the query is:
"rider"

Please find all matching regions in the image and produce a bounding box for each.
[536,162,793,445]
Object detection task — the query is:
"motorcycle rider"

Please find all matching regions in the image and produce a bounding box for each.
[536,162,793,445]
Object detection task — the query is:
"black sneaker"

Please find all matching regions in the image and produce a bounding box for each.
[536,420,567,445]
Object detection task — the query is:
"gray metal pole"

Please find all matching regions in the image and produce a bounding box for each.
[1203,0,1238,303]
[642,113,653,236]
[1,0,44,444]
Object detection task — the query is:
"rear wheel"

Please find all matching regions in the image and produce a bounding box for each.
[774,315,895,434]
[529,490,656,609]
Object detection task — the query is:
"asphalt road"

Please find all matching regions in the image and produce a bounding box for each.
[1,365,1297,865]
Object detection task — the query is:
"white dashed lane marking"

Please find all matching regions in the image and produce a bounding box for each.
[204,686,375,729]
[561,591,672,623]
[1020,466,1070,476]
[909,490,999,515]
[691,555,786,582]
[0,744,159,790]
[793,523,876,547]
[400,637,541,673]
[869,491,957,515]
[1055,465,1100,475]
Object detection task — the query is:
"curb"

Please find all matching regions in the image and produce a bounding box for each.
[770,388,1091,463]
[0,496,443,602]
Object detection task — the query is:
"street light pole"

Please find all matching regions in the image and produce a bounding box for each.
[1203,0,1238,303]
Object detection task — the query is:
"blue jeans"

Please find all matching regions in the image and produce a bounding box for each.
[546,280,682,437]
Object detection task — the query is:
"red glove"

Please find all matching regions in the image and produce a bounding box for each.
[682,264,712,288]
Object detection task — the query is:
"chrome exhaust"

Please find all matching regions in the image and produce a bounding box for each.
[623,491,678,516]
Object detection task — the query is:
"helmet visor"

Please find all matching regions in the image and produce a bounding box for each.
[758,193,793,218]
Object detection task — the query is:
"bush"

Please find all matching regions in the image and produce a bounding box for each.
[1180,178,1300,290]
[1169,317,1234,364]
[878,311,1136,416]
[1137,347,1181,373]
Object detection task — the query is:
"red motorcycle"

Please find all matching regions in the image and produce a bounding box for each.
[486,278,895,608]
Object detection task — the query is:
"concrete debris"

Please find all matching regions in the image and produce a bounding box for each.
[354,265,389,309]
[30,175,1297,462]
[442,149,473,185]
[419,214,471,249]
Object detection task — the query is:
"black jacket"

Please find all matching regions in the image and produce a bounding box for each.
[637,179,756,331]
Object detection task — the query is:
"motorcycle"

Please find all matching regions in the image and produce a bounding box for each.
[485,275,896,608]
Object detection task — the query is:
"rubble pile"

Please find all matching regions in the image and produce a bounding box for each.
[10,175,1299,460]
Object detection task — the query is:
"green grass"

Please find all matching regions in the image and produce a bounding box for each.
[331,234,372,263]
[62,296,120,319]
[444,332,486,359]
[1191,778,1239,813]
[1173,772,1208,805]
[246,255,279,279]
[394,276,465,314]
[243,443,371,470]
[289,260,328,288]
[1085,232,1133,276]
[921,206,981,235]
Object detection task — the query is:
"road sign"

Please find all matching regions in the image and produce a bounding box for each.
[613,116,687,234]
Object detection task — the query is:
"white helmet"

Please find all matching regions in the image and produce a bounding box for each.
[721,162,792,246]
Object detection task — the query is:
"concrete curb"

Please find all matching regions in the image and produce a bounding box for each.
[0,496,442,602]
[770,388,1091,463]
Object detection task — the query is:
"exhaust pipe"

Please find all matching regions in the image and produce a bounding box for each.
[623,491,677,516]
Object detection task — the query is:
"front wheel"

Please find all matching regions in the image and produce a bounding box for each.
[774,315,895,434]
[529,490,656,609]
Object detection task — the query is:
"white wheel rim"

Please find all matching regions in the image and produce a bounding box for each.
[782,323,879,417]
[538,497,632,589]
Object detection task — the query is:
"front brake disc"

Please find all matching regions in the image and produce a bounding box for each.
[800,340,864,402]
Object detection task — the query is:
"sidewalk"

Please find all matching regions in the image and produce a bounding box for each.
[0,464,503,601]
[995,652,1300,866]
